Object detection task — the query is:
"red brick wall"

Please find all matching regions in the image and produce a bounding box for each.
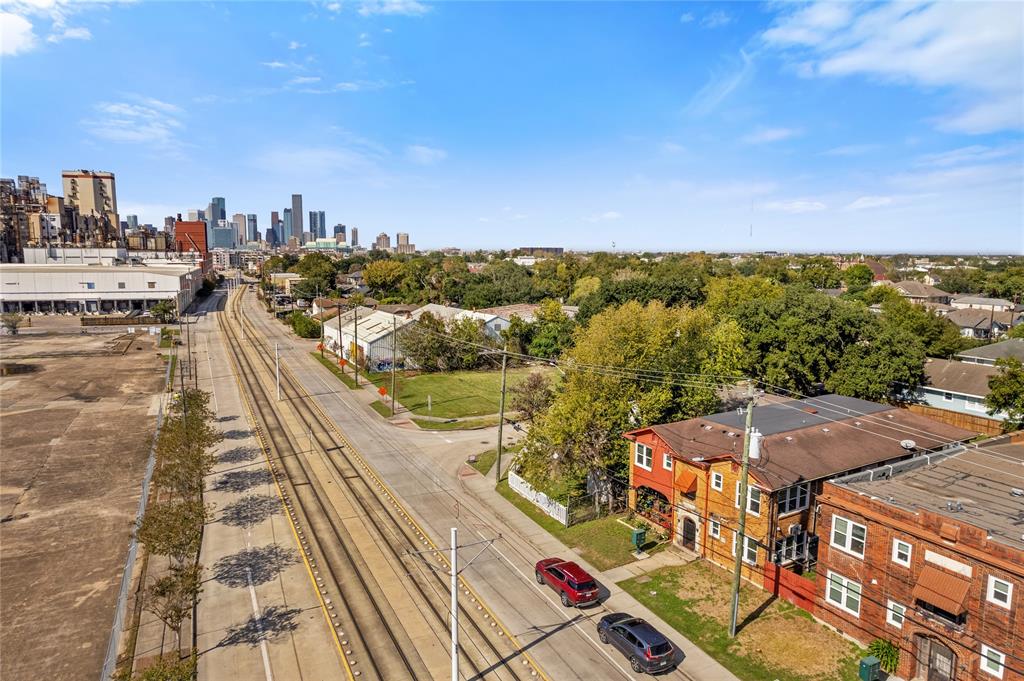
[814,483,1023,681]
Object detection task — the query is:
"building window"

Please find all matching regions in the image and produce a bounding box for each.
[634,443,653,471]
[965,398,987,412]
[662,452,672,471]
[886,600,906,628]
[987,576,1013,609]
[735,482,762,516]
[830,515,866,558]
[825,571,862,617]
[117,282,126,289]
[981,645,1006,679]
[711,472,723,491]
[943,392,954,401]
[891,538,912,567]
[778,483,810,514]
[148,282,156,289]
[709,521,721,539]
[732,533,758,565]
[85,282,95,289]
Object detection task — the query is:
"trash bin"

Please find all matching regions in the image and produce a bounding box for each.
[859,655,880,681]
[631,527,647,551]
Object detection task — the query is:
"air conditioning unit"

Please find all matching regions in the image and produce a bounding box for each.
[788,523,803,536]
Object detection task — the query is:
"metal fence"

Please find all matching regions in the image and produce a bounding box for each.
[566,474,629,526]
[508,469,568,526]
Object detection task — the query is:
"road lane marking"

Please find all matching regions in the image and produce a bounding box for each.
[246,566,275,681]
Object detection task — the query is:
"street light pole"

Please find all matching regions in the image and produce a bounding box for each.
[729,382,759,638]
[495,343,509,482]
[275,341,281,401]
[391,315,398,415]
[353,306,359,386]
[450,527,459,681]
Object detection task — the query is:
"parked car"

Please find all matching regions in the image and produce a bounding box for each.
[597,613,676,674]
[534,557,600,607]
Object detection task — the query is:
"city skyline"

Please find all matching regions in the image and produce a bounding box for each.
[1,1,1022,254]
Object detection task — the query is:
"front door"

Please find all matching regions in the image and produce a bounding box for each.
[928,641,955,681]
[681,517,697,551]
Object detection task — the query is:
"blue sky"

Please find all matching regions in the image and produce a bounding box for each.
[2,1,1022,253]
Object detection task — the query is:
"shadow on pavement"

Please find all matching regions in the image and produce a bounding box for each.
[216,605,303,649]
[218,494,282,528]
[211,469,274,493]
[211,543,298,588]
[218,446,260,465]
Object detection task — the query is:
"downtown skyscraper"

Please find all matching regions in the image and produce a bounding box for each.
[309,210,326,239]
[290,194,302,243]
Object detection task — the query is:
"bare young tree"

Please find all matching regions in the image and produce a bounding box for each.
[145,564,203,653]
[0,312,24,336]
[509,371,553,424]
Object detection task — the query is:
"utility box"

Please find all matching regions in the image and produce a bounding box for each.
[859,656,880,681]
[631,527,647,550]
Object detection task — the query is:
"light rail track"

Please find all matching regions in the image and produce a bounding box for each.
[220,288,544,681]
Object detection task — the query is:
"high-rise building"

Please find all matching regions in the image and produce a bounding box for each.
[164,216,176,233]
[290,194,302,241]
[126,215,139,230]
[350,227,358,247]
[309,210,326,239]
[396,232,409,246]
[270,211,279,244]
[232,212,246,244]
[333,224,346,241]
[374,232,391,251]
[246,214,258,242]
[62,169,118,227]
[186,208,205,222]
[282,208,292,243]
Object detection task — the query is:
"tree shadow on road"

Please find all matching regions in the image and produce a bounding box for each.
[211,543,298,588]
[217,605,302,648]
[211,469,273,493]
[221,429,252,440]
[219,494,282,528]
[218,446,260,465]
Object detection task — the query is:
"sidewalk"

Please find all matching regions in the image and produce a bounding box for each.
[457,468,741,681]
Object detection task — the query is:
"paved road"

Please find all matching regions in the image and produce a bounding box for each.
[241,290,739,681]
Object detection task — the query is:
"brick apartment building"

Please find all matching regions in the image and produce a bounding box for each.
[625,395,973,599]
[815,440,1023,681]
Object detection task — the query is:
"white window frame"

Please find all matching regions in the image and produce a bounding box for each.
[987,576,1013,609]
[778,483,810,515]
[980,645,1006,679]
[731,533,758,565]
[943,392,954,401]
[886,600,906,629]
[825,571,862,617]
[891,538,912,567]
[709,520,721,539]
[830,515,867,559]
[662,452,673,471]
[965,398,987,413]
[711,472,723,491]
[634,442,653,471]
[735,481,762,516]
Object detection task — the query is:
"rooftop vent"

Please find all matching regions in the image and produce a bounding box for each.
[821,427,830,433]
[803,408,818,414]
[785,436,794,442]
[727,431,738,438]
[854,421,862,426]
[1011,488,1024,497]
[900,439,917,450]
[886,414,895,419]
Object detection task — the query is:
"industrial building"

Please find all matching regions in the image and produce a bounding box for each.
[0,261,203,314]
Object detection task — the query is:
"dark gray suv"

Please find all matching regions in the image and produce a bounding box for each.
[597,613,676,674]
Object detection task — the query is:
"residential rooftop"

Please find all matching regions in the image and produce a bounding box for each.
[922,358,997,397]
[956,339,1024,363]
[835,442,1024,551]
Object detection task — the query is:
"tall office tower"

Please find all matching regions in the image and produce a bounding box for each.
[266,224,277,247]
[247,214,258,242]
[308,210,327,239]
[333,224,346,242]
[290,194,302,241]
[374,232,391,251]
[282,208,292,243]
[232,212,246,244]
[350,227,358,246]
[62,169,118,227]
[164,216,176,232]
[186,208,205,222]
[126,215,139,230]
[206,196,225,246]
[270,211,279,243]
[396,232,409,246]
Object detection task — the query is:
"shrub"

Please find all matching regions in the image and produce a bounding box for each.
[868,638,900,674]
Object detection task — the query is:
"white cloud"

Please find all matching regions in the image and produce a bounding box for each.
[822,144,879,157]
[1,12,38,55]
[684,49,754,117]
[661,141,686,155]
[760,199,826,214]
[358,0,430,17]
[843,196,893,211]
[917,145,1019,168]
[584,211,623,222]
[679,12,694,24]
[325,2,341,11]
[701,11,732,29]
[406,144,447,165]
[694,181,778,200]
[262,60,287,68]
[742,127,800,144]
[358,31,371,47]
[288,40,304,50]
[762,1,1024,133]
[46,24,89,43]
[290,76,321,85]
[254,146,381,177]
[81,96,187,159]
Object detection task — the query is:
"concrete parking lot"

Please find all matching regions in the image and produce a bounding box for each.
[0,332,167,681]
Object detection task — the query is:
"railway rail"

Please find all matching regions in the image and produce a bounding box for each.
[219,287,544,681]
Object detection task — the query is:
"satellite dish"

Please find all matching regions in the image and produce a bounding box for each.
[900,439,917,450]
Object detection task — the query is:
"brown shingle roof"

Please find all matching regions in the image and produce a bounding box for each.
[894,280,949,299]
[922,358,996,397]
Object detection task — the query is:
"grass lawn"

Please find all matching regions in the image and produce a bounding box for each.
[411,416,500,431]
[366,366,551,419]
[370,401,393,418]
[469,448,497,476]
[619,563,862,681]
[496,480,667,571]
[158,328,179,348]
[312,352,359,389]
[166,355,177,391]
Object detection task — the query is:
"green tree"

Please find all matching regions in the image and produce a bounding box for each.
[150,300,175,323]
[509,371,553,424]
[1008,324,1024,339]
[879,297,971,358]
[528,300,576,359]
[842,264,875,294]
[0,312,24,335]
[703,275,783,317]
[987,358,1024,431]
[568,275,601,304]
[113,653,197,681]
[145,564,203,652]
[136,500,208,565]
[363,259,405,293]
[826,323,926,401]
[797,256,842,288]
[288,310,321,338]
[501,314,534,356]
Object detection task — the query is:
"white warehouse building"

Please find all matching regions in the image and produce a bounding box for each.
[0,263,204,314]
[322,309,414,371]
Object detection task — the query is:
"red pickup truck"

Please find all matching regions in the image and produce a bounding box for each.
[534,557,600,607]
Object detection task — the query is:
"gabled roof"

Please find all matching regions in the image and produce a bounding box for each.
[921,358,996,397]
[625,395,975,491]
[952,295,1014,308]
[893,280,948,299]
[946,308,1020,330]
[412,303,505,324]
[955,338,1024,363]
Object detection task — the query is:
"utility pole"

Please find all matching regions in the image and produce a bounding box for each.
[450,527,458,681]
[495,343,509,482]
[318,285,324,358]
[353,306,359,386]
[275,341,281,401]
[729,383,759,639]
[391,314,398,415]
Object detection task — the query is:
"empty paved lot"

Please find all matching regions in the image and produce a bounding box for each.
[0,332,167,681]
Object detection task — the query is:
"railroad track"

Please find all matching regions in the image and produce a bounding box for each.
[219,288,544,681]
